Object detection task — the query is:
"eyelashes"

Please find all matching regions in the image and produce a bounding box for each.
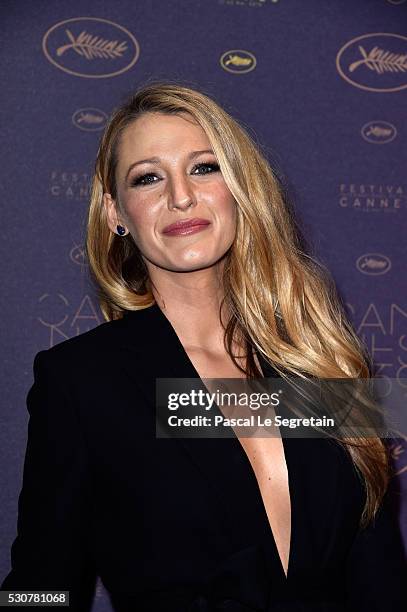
[130,162,220,188]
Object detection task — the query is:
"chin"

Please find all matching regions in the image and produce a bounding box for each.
[168,257,219,272]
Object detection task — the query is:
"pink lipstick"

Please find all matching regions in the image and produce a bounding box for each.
[162,218,211,236]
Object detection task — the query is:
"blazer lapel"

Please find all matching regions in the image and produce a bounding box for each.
[119,303,298,582]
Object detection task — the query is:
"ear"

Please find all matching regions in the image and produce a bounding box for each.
[103,193,127,235]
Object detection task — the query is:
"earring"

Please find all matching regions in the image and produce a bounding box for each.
[116,225,126,236]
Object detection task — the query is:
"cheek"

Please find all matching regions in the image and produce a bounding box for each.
[124,196,158,236]
[205,183,236,215]
[218,191,237,225]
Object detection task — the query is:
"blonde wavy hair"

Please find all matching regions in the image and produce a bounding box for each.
[86,79,391,528]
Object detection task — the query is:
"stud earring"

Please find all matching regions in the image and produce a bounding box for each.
[116,225,126,236]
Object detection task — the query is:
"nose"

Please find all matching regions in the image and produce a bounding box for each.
[167,171,197,211]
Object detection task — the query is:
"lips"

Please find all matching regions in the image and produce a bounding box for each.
[162,218,211,234]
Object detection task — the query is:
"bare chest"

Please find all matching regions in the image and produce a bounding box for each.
[183,345,292,577]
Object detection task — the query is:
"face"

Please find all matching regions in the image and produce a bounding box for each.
[103,112,237,276]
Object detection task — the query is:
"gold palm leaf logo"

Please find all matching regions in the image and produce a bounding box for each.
[224,54,252,66]
[349,45,407,74]
[56,29,127,60]
[336,33,407,92]
[220,49,257,74]
[42,17,140,78]
[361,121,397,144]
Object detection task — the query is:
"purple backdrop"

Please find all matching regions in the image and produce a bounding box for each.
[1,0,406,609]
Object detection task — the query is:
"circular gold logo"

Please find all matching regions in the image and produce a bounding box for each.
[42,17,140,78]
[70,244,87,265]
[220,49,257,74]
[72,108,108,131]
[356,253,391,275]
[361,120,397,144]
[336,33,407,92]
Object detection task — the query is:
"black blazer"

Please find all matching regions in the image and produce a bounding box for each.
[1,303,406,611]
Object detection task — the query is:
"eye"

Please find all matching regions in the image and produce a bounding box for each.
[192,162,220,175]
[130,173,159,187]
[130,162,220,188]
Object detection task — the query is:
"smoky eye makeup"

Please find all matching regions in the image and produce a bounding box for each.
[129,161,221,188]
[130,172,159,188]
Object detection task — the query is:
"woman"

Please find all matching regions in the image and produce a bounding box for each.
[1,81,406,611]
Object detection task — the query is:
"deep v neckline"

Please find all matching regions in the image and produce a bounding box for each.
[150,302,295,581]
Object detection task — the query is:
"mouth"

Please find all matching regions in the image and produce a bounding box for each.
[162,218,211,236]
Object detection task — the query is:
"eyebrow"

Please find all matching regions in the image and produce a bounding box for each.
[124,149,215,182]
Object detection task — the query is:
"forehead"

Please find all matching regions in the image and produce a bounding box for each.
[117,112,210,160]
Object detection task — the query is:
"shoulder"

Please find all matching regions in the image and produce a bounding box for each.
[42,318,124,362]
[34,309,152,375]
[25,310,159,425]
